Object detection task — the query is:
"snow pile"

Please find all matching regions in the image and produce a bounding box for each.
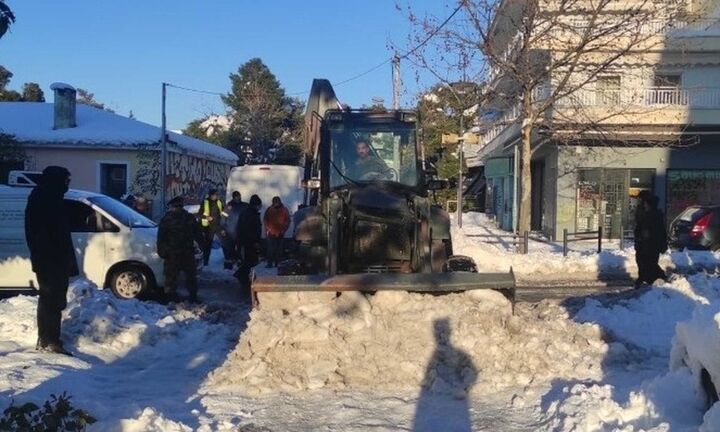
[208,290,611,396]
[577,274,720,355]
[543,369,704,432]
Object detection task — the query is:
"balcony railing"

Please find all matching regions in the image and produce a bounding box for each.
[555,86,720,108]
[479,86,720,149]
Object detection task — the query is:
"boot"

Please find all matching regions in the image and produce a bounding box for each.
[43,342,73,356]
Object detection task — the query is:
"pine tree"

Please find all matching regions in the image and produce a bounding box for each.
[22,83,45,102]
[76,88,114,112]
[0,1,14,40]
[222,58,293,162]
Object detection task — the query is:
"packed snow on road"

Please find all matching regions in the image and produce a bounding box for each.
[2,221,720,430]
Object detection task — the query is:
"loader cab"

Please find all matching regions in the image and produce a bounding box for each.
[320,110,425,196]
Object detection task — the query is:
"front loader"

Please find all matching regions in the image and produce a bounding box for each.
[251,79,515,308]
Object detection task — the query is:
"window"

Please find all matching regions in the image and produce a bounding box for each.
[653,73,681,88]
[596,76,621,105]
[329,124,419,189]
[88,196,155,228]
[64,200,100,233]
[99,162,128,199]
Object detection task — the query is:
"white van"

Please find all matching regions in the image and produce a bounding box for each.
[226,164,304,238]
[0,186,202,299]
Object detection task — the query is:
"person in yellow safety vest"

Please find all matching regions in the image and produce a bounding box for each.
[197,189,228,266]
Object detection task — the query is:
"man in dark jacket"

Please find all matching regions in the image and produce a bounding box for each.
[198,189,226,266]
[235,194,262,296]
[25,166,78,355]
[221,191,247,269]
[158,196,203,303]
[634,192,668,288]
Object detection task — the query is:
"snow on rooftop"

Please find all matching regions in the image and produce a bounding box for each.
[49,82,76,91]
[0,102,238,164]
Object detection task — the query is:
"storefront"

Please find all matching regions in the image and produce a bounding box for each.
[575,168,655,238]
[484,156,514,231]
[667,169,720,222]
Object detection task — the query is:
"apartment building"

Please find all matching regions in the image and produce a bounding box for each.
[477,0,720,239]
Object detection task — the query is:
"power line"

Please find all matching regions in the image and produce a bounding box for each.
[166,83,224,97]
[166,3,463,98]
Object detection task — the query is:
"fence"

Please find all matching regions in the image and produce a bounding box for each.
[619,227,635,251]
[562,227,603,256]
[466,231,530,254]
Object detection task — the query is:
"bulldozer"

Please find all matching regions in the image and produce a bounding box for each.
[250,79,515,308]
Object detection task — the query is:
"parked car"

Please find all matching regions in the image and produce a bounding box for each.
[0,185,203,299]
[668,205,720,251]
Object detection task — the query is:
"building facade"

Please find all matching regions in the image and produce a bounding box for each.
[477,0,720,239]
[0,84,237,219]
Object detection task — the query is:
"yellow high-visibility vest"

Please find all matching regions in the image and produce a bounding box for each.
[201,199,226,227]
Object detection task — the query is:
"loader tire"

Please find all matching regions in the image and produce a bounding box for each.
[431,240,451,272]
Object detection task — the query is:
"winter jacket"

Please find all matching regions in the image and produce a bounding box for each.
[199,198,224,230]
[223,200,248,240]
[157,208,202,258]
[236,206,262,247]
[634,207,667,254]
[25,167,79,278]
[263,204,290,238]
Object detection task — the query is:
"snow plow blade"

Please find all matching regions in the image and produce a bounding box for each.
[250,271,516,309]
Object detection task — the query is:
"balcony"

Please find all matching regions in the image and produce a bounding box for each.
[478,86,720,157]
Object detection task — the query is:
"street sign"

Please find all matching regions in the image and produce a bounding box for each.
[441,132,479,145]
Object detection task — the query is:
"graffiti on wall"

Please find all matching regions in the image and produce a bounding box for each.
[165,152,230,205]
[131,143,161,197]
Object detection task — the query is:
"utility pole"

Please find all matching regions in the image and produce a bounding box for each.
[392,53,401,110]
[457,115,464,228]
[160,82,168,218]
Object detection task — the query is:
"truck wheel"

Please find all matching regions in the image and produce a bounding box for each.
[109,265,150,299]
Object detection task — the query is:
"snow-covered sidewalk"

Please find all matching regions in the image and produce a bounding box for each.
[454,212,720,284]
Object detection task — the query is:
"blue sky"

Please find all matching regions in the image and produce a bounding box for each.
[0,1,453,130]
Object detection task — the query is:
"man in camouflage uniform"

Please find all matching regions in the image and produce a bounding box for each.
[157,196,202,303]
[350,140,392,180]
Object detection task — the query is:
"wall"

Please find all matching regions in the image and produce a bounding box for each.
[165,151,232,206]
[24,147,139,194]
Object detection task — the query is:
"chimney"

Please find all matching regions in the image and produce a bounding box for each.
[50,82,77,129]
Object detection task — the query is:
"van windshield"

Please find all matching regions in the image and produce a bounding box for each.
[88,196,156,228]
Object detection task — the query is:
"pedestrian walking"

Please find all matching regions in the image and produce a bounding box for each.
[157,196,203,303]
[634,191,668,288]
[221,191,247,270]
[263,196,290,268]
[25,166,78,355]
[235,194,262,296]
[198,189,227,266]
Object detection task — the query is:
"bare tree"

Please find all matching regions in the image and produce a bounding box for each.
[402,0,702,237]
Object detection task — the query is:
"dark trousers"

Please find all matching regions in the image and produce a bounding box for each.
[235,243,259,297]
[221,236,238,268]
[201,227,221,265]
[36,272,69,347]
[266,236,283,266]
[635,250,665,285]
[164,252,198,296]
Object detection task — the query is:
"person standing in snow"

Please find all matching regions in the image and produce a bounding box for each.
[221,191,247,270]
[25,166,78,355]
[198,189,227,266]
[263,196,290,268]
[157,196,203,303]
[634,192,668,288]
[235,194,262,296]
